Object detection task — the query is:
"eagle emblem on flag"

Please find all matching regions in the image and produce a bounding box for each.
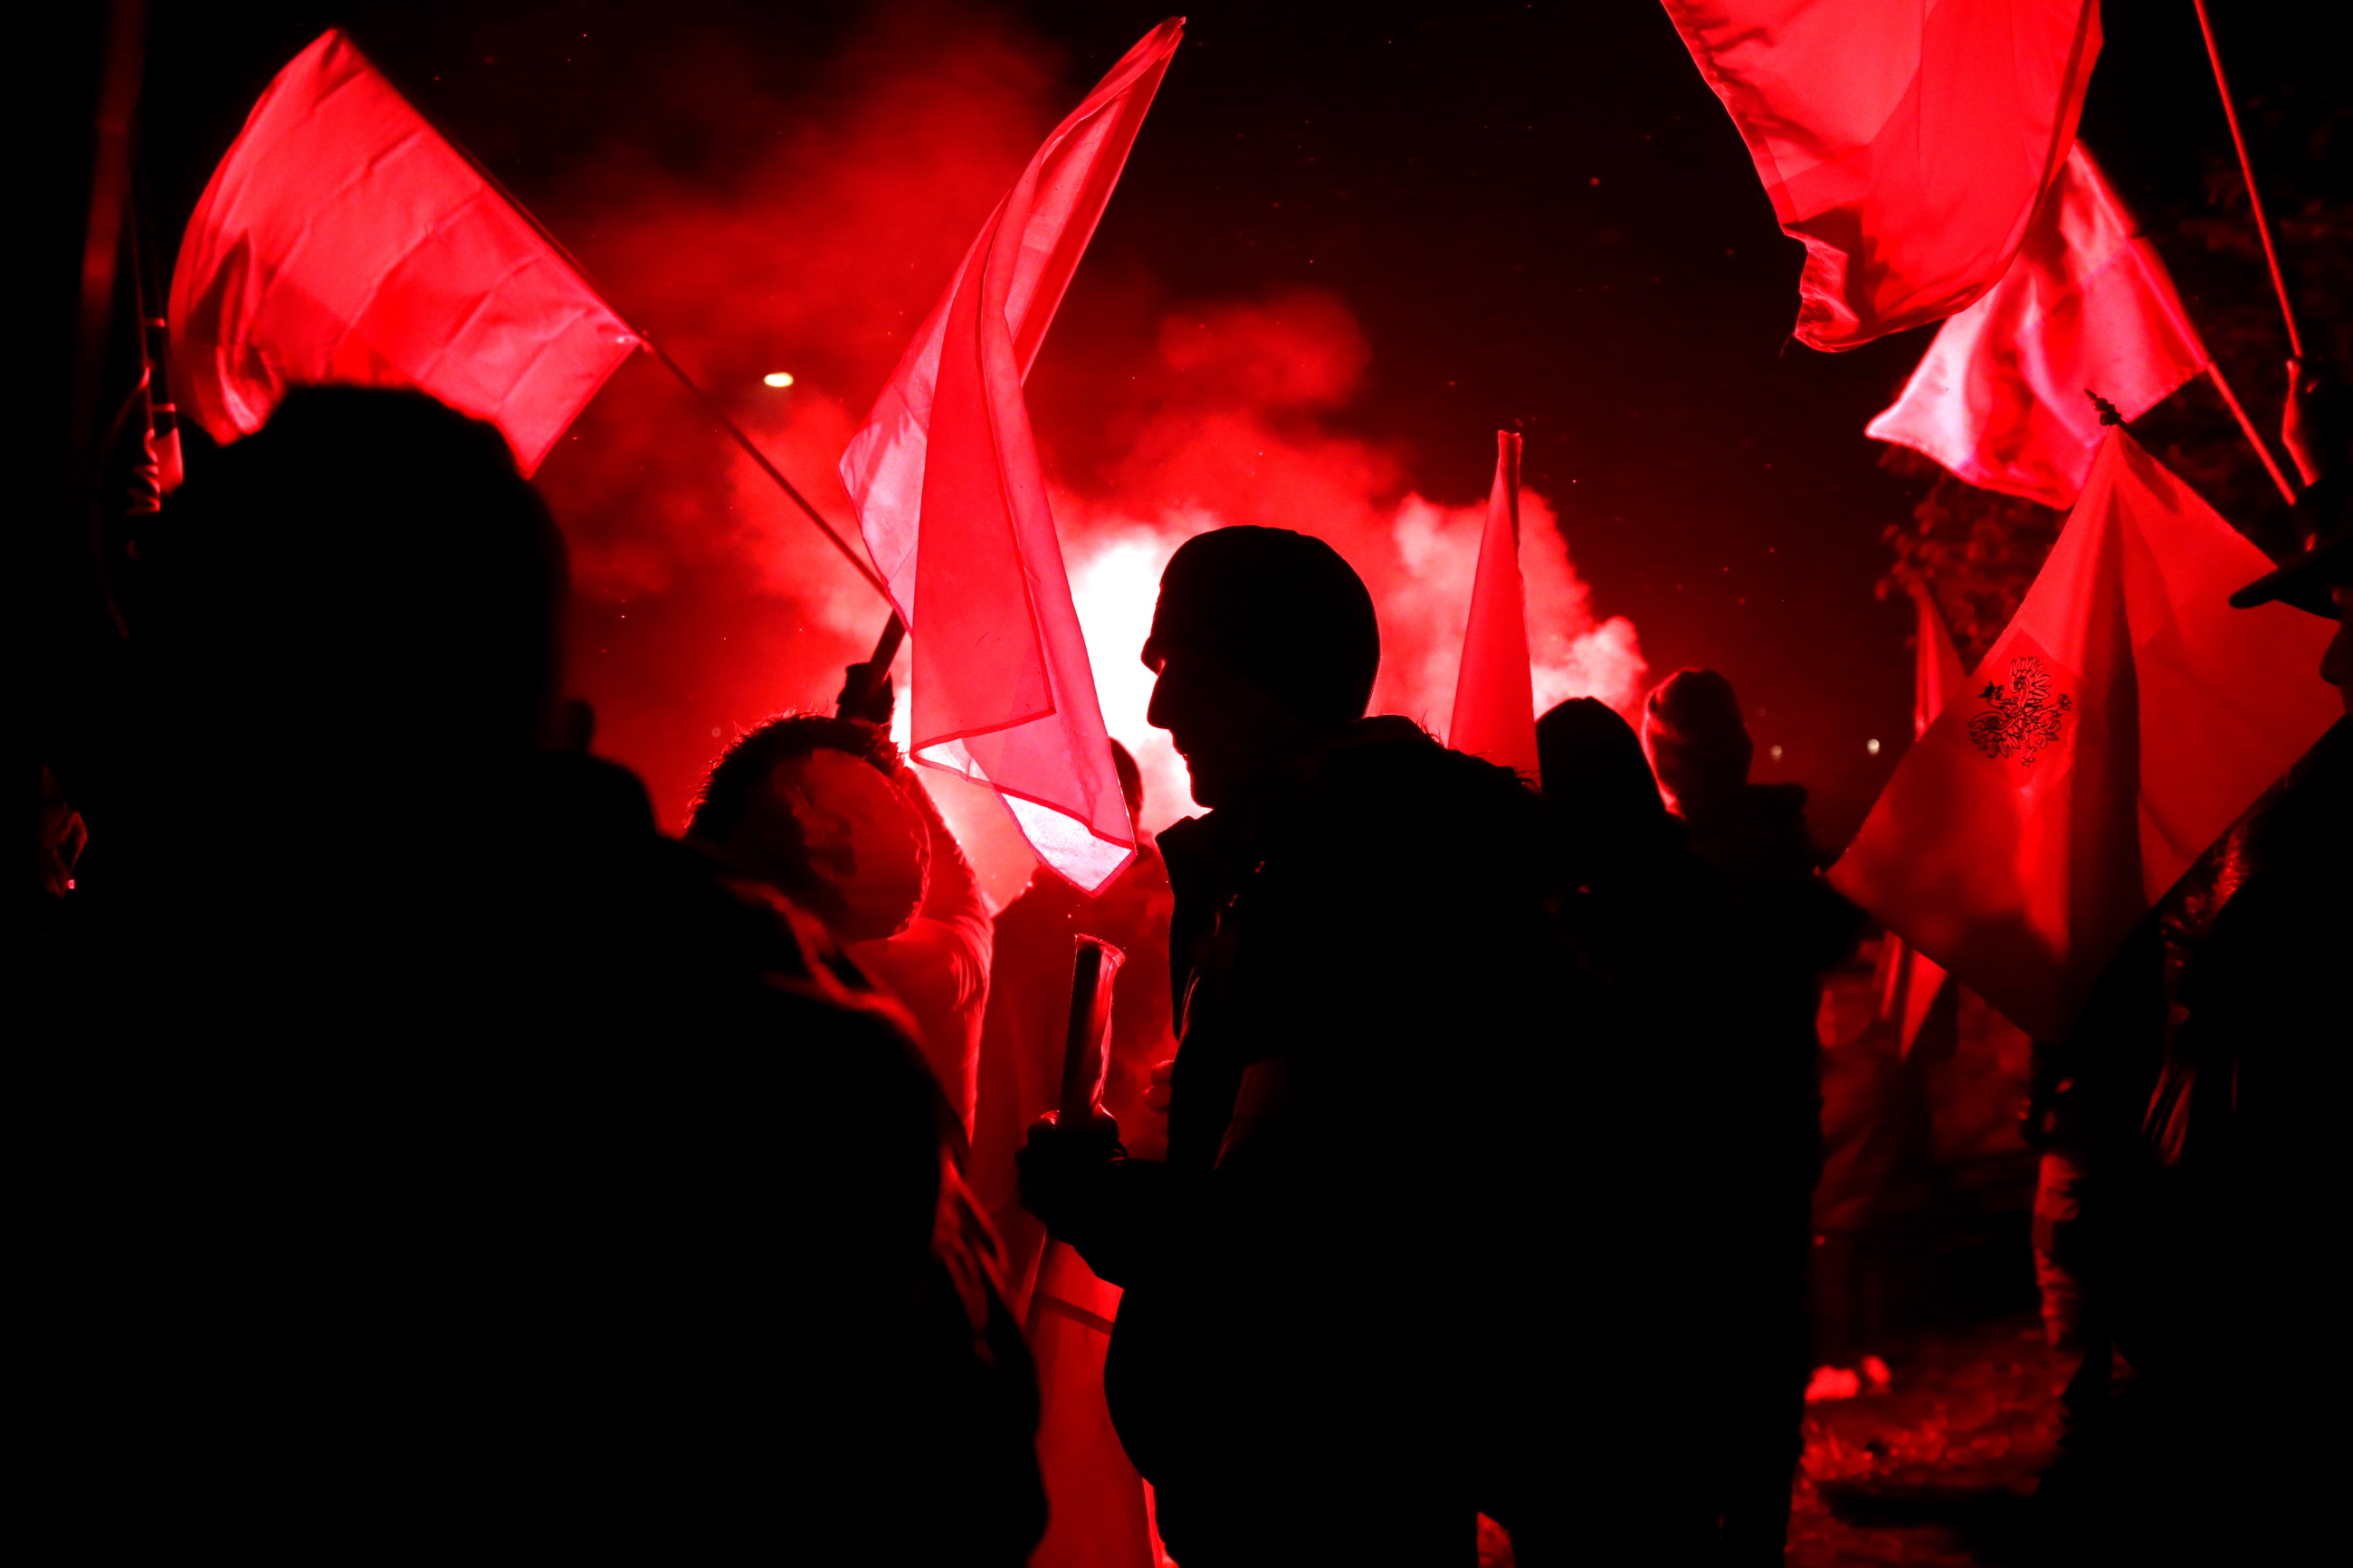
[1968,656,2073,767]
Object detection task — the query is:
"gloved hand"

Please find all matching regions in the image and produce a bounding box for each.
[1017,1109,1124,1238]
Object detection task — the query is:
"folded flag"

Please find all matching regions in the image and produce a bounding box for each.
[1874,581,1968,1052]
[1660,0,2101,350]
[170,30,639,474]
[1449,431,1539,777]
[1868,145,2209,510]
[1833,432,2339,1041]
[841,20,1184,892]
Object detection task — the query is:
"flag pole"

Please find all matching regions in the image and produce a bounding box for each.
[366,41,896,605]
[2190,0,2303,363]
[640,339,891,600]
[838,612,907,718]
[2203,361,2299,506]
[866,613,907,670]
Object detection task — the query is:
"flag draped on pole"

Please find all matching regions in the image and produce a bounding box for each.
[170,32,640,475]
[1832,432,2338,1041]
[1659,0,2102,350]
[1449,431,1538,777]
[1867,145,2209,510]
[841,19,1183,892]
[1873,582,1968,1052]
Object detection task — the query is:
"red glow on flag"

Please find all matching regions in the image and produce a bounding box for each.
[1910,581,1967,746]
[170,31,640,474]
[1449,432,1539,776]
[1833,432,2338,1040]
[1661,0,2102,350]
[506,18,1643,872]
[1874,583,1967,1052]
[842,19,1185,893]
[1867,145,2209,509]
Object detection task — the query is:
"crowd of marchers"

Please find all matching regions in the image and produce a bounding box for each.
[30,383,2348,1567]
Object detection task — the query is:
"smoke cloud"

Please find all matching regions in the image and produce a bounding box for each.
[1052,287,1645,839]
[530,5,1642,899]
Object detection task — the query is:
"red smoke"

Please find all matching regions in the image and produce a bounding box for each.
[531,6,1642,899]
[1053,288,1645,842]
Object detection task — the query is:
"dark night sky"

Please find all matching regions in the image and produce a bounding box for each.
[126,1,2333,846]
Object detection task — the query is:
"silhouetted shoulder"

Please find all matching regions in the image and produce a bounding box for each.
[1298,717,1547,860]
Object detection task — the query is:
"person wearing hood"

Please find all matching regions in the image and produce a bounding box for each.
[1019,527,1576,1565]
[1639,669,1857,1561]
[1538,695,1815,1563]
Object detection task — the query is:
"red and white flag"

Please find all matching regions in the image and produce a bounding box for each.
[1660,0,2102,350]
[1833,432,2338,1041]
[1868,145,2209,509]
[1873,582,1967,1052]
[170,31,639,474]
[1449,431,1539,777]
[841,20,1183,893]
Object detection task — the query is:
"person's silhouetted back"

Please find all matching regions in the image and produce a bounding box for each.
[62,388,1042,1562]
[1539,695,1815,1563]
[1637,671,1856,1563]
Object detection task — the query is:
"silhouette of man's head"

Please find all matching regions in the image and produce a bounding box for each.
[1143,527,1379,808]
[1643,669,1752,815]
[147,387,567,760]
[691,717,928,944]
[1540,698,1665,821]
[1539,697,1671,883]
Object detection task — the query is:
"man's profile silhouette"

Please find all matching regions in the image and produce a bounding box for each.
[1022,527,1574,1565]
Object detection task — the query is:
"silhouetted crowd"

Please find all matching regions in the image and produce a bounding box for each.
[32,385,2349,1564]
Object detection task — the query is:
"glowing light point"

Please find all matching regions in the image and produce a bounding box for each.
[1866,738,1882,755]
[763,371,795,388]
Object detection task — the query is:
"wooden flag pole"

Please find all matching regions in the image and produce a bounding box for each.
[2191,0,2303,363]
[865,613,908,671]
[642,339,891,599]
[839,613,907,718]
[472,170,911,710]
[386,61,896,602]
[638,341,905,722]
[2203,362,2300,506]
